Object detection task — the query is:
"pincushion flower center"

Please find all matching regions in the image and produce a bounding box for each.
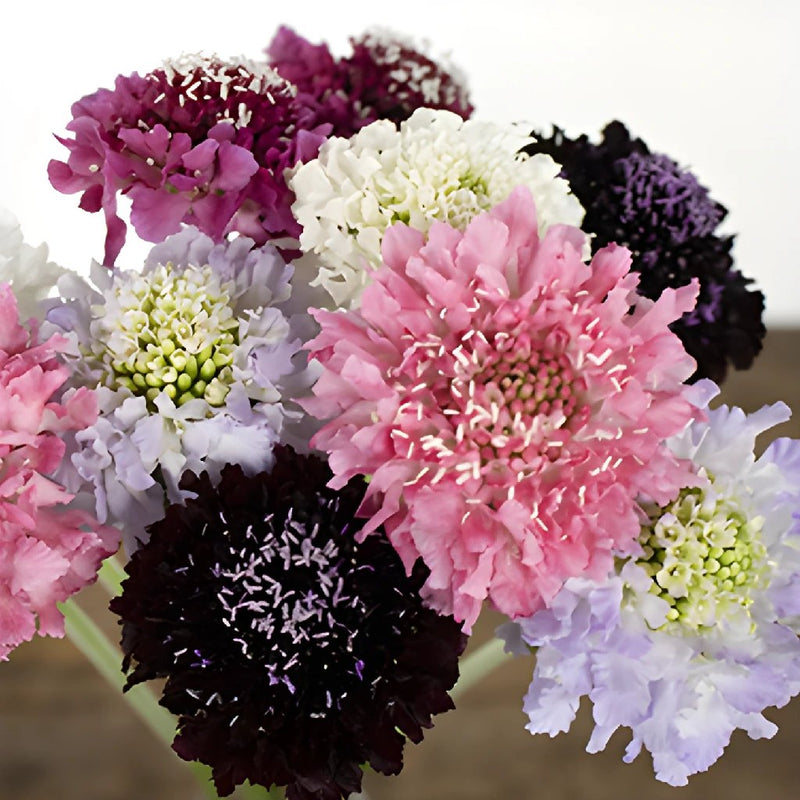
[417,328,584,476]
[384,152,493,230]
[90,263,239,409]
[636,476,768,630]
[214,516,364,707]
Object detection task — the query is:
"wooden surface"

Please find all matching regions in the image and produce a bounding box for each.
[2,330,799,800]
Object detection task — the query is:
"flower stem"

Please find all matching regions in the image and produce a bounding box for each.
[61,598,175,743]
[60,598,221,797]
[97,551,127,597]
[450,637,513,700]
[234,782,285,799]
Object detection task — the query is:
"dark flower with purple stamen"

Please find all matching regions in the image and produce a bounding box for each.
[110,449,467,800]
[524,121,765,383]
[267,26,473,139]
[49,55,329,265]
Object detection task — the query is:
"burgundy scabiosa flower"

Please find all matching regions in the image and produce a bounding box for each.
[524,121,765,383]
[110,448,466,799]
[49,55,330,265]
[267,26,473,139]
[304,187,701,631]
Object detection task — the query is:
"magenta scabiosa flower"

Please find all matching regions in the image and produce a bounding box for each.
[525,121,765,383]
[503,386,800,785]
[304,187,701,630]
[110,449,466,799]
[267,25,473,139]
[48,55,330,265]
[0,284,116,658]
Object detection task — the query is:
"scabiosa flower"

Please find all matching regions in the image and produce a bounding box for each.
[525,121,765,383]
[267,25,473,139]
[48,54,329,266]
[47,228,316,548]
[288,107,584,308]
[0,207,67,322]
[0,284,116,658]
[304,187,700,630]
[504,386,800,785]
[110,450,467,799]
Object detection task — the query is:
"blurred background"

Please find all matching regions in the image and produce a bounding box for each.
[1,1,799,797]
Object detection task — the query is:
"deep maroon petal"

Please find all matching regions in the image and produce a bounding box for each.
[111,449,467,798]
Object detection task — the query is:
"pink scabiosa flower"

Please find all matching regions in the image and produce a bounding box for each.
[305,187,701,630]
[48,55,329,266]
[0,284,116,658]
[289,108,583,309]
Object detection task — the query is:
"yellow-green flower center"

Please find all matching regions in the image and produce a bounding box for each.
[636,476,767,630]
[90,263,239,409]
[383,160,493,230]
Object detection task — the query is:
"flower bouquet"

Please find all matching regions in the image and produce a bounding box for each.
[2,22,798,800]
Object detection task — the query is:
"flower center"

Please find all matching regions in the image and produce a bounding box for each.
[209,498,386,717]
[90,263,239,409]
[614,152,724,245]
[151,55,295,131]
[636,476,767,630]
[413,327,585,481]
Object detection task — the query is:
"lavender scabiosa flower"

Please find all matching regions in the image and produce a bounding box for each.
[49,55,329,265]
[47,228,317,548]
[110,450,467,800]
[503,384,800,786]
[525,122,765,383]
[267,25,473,139]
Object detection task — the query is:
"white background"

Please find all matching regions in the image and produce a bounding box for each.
[2,0,798,324]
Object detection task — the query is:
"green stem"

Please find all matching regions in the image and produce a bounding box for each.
[235,783,285,799]
[451,637,513,701]
[85,557,362,799]
[61,598,175,745]
[60,598,220,798]
[97,552,127,597]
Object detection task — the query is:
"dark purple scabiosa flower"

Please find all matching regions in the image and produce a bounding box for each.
[524,121,765,383]
[49,55,330,266]
[267,26,474,139]
[110,449,467,800]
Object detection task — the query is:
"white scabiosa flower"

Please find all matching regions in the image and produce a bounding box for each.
[502,383,800,786]
[0,206,68,322]
[47,228,319,548]
[288,107,584,308]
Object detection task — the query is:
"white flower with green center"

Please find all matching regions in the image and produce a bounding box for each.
[0,206,69,321]
[288,107,584,308]
[48,227,319,548]
[504,383,800,787]
[90,262,238,408]
[637,475,768,629]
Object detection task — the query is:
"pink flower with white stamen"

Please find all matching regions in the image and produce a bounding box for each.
[0,284,116,658]
[305,187,702,630]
